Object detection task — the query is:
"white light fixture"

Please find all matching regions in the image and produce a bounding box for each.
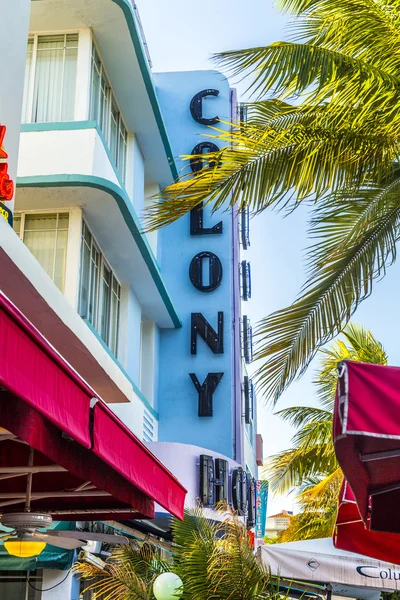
[153,573,183,600]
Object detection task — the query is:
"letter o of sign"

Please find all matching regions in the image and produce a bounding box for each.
[189,251,223,292]
[190,142,220,173]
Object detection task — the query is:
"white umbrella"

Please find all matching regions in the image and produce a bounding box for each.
[260,537,400,599]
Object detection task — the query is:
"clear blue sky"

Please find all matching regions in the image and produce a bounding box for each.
[139,0,400,514]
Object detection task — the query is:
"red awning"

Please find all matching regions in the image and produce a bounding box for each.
[0,292,186,520]
[333,360,400,534]
[334,480,400,564]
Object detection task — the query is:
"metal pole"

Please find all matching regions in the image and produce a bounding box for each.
[24,447,34,513]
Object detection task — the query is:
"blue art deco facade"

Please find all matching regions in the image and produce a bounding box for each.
[148,70,261,514]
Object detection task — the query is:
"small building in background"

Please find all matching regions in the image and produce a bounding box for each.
[266,511,294,539]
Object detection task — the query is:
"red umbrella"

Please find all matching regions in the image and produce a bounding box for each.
[334,480,400,564]
[333,360,400,533]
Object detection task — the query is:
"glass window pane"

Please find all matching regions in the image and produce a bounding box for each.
[89,245,100,327]
[109,277,120,356]
[22,39,34,124]
[61,35,79,120]
[110,100,119,165]
[90,48,101,122]
[22,213,69,292]
[100,78,110,139]
[90,41,128,184]
[117,121,127,183]
[24,228,57,280]
[25,214,57,230]
[12,216,21,237]
[79,233,91,319]
[54,228,68,292]
[78,221,120,355]
[32,34,78,123]
[101,264,112,344]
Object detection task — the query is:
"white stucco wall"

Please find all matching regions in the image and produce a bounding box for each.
[140,320,156,406]
[132,136,145,215]
[0,0,30,214]
[18,128,119,187]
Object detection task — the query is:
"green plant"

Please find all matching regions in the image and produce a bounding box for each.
[75,508,282,600]
[268,324,387,540]
[148,0,400,403]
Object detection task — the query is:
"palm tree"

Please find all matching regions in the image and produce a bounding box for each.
[74,508,282,600]
[147,0,400,403]
[268,323,387,541]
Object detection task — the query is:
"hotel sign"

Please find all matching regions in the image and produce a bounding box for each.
[255,480,268,539]
[188,90,224,417]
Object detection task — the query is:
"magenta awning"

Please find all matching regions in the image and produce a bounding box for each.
[0,292,186,520]
[333,360,400,533]
[334,480,400,564]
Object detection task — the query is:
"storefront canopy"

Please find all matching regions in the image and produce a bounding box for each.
[335,481,400,564]
[0,292,186,520]
[333,360,400,533]
[260,537,399,598]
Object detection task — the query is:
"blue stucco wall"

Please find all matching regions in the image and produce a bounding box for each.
[155,71,236,458]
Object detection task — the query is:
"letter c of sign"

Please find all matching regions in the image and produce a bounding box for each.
[190,90,219,125]
[356,566,379,579]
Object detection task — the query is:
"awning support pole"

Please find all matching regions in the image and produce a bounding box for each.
[25,447,34,513]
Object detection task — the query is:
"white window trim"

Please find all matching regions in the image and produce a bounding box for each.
[23,30,81,124]
[13,207,82,307]
[78,219,122,358]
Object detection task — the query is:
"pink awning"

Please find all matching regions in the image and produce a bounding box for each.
[333,360,400,533]
[0,292,186,519]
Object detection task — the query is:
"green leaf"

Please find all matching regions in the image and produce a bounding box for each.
[255,176,400,401]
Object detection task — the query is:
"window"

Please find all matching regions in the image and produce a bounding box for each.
[90,43,128,182]
[79,221,121,356]
[0,570,42,600]
[22,34,79,123]
[13,212,69,292]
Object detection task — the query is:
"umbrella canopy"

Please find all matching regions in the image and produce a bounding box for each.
[335,481,400,564]
[260,537,400,598]
[333,360,400,533]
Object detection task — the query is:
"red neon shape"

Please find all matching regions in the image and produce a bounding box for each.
[0,124,14,201]
[0,125,8,160]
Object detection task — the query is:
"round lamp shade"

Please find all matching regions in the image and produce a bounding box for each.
[4,539,46,558]
[153,573,183,600]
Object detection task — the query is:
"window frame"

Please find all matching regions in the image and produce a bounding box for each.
[23,31,80,124]
[78,220,122,357]
[13,209,71,293]
[89,39,128,183]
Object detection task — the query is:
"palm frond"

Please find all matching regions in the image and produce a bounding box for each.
[268,443,338,493]
[278,468,343,542]
[214,42,400,120]
[146,116,395,232]
[275,405,332,427]
[74,544,154,600]
[255,175,400,402]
